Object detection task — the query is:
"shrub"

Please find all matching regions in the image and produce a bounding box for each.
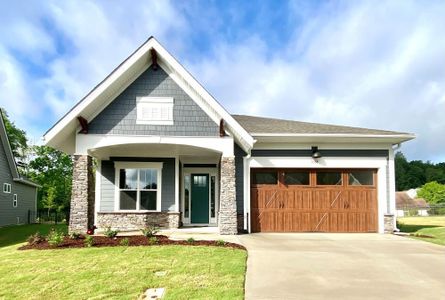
[84,235,94,247]
[215,239,226,246]
[47,229,65,247]
[69,232,82,240]
[104,226,119,238]
[141,225,158,238]
[27,232,44,245]
[148,237,158,245]
[187,237,195,244]
[120,238,130,246]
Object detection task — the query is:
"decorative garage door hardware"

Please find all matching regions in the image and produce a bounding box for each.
[314,191,343,232]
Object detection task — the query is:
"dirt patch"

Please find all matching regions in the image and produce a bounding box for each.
[18,235,246,250]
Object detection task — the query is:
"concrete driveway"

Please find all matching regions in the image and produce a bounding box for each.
[239,233,445,300]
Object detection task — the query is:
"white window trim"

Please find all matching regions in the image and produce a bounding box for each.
[13,194,18,207]
[114,162,163,212]
[136,96,174,125]
[3,183,11,193]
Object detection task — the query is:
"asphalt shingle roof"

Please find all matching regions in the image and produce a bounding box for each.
[232,114,410,136]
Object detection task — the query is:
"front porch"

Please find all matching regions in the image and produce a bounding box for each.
[69,138,239,235]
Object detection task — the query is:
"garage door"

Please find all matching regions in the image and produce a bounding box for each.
[250,169,377,233]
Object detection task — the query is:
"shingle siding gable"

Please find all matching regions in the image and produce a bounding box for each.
[88,66,219,136]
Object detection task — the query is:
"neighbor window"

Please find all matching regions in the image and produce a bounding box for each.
[13,194,17,207]
[116,162,162,211]
[3,183,11,193]
[136,97,174,125]
[349,171,374,186]
[252,171,278,185]
[316,172,342,185]
[284,171,310,185]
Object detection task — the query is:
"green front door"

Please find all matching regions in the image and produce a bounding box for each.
[191,174,209,224]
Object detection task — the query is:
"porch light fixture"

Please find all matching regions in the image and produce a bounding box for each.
[311,146,322,160]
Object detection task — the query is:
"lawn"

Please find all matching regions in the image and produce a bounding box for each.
[0,223,67,247]
[397,216,445,246]
[0,224,247,299]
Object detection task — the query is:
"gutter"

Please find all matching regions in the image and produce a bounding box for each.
[13,178,41,188]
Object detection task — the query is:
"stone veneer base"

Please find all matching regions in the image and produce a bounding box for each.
[97,212,180,231]
[384,214,395,233]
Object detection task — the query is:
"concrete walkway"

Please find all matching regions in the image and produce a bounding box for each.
[239,233,445,300]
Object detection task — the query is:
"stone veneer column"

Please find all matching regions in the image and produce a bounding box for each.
[384,214,395,233]
[219,157,238,235]
[69,155,95,233]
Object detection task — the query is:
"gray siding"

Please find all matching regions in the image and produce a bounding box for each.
[234,143,246,215]
[89,66,219,136]
[0,140,36,226]
[99,158,176,212]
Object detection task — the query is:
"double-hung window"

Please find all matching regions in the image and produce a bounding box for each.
[115,162,162,211]
[13,194,18,207]
[3,183,11,193]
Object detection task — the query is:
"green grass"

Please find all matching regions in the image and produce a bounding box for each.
[397,216,445,246]
[0,224,67,247]
[0,224,247,299]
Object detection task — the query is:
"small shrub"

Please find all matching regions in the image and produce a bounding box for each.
[27,232,44,245]
[104,226,119,238]
[84,235,94,247]
[187,237,195,244]
[69,232,82,240]
[148,237,158,245]
[141,225,158,238]
[215,239,226,246]
[47,229,65,247]
[120,238,130,246]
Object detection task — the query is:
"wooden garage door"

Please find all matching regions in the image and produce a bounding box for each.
[250,169,378,233]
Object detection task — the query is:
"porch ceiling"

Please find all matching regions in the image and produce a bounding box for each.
[88,143,222,161]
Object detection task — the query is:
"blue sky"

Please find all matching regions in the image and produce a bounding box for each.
[0,0,444,162]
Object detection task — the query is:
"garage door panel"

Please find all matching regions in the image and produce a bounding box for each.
[251,168,378,233]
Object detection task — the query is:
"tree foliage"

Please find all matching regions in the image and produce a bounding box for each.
[1,108,28,161]
[28,146,73,213]
[395,152,445,191]
[417,181,445,204]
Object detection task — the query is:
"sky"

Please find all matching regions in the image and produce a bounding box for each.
[0,0,444,162]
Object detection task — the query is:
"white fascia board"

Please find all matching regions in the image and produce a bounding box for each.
[253,142,394,150]
[252,133,415,138]
[75,134,235,157]
[43,39,156,146]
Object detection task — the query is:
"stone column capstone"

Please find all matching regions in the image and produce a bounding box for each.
[219,156,238,235]
[69,155,95,233]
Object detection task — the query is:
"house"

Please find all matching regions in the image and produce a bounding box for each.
[396,191,429,217]
[0,109,39,226]
[43,37,414,235]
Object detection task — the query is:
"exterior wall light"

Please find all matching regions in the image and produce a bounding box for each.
[312,146,322,160]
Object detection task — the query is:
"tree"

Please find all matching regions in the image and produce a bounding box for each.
[28,146,73,213]
[1,108,28,162]
[417,181,445,204]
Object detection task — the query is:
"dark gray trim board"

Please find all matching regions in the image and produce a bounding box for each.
[251,149,389,157]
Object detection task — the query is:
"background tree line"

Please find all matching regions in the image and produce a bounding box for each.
[2,109,72,215]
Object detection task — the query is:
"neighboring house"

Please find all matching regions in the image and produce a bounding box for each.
[396,191,429,217]
[43,37,414,235]
[0,109,39,226]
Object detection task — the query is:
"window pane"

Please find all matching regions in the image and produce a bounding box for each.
[317,172,342,185]
[284,172,310,185]
[184,175,190,218]
[119,169,138,189]
[253,172,277,185]
[140,191,157,210]
[349,171,374,186]
[140,169,158,189]
[210,176,216,218]
[120,191,137,209]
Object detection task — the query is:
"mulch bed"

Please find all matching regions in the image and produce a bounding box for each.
[18,235,246,250]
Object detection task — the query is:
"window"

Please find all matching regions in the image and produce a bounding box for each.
[349,171,374,186]
[284,171,310,185]
[317,172,342,185]
[3,183,11,193]
[13,194,17,207]
[252,171,278,185]
[184,175,190,218]
[210,176,216,218]
[116,162,162,211]
[136,97,174,125]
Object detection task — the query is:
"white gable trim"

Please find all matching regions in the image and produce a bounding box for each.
[43,37,254,153]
